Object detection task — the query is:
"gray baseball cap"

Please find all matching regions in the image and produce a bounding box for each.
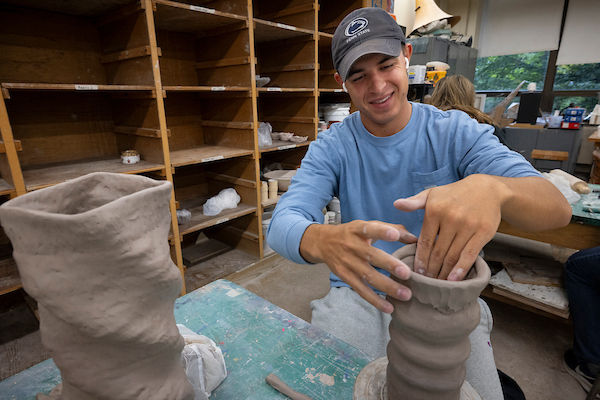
[332,8,406,82]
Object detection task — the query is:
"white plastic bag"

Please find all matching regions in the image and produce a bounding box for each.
[258,122,273,148]
[203,188,241,216]
[177,324,227,400]
[542,172,580,204]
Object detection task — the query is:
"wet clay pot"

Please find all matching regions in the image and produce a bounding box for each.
[0,172,193,400]
[386,243,491,400]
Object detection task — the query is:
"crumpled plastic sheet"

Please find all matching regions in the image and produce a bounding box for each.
[202,188,240,216]
[177,324,227,400]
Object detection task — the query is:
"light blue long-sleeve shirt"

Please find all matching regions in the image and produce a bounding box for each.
[267,102,540,288]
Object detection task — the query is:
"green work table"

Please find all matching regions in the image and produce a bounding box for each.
[0,279,371,399]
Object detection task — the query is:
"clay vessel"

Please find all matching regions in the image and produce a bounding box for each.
[0,172,193,400]
[386,244,490,400]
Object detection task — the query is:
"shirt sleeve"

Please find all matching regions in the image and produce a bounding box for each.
[449,111,542,179]
[266,133,341,264]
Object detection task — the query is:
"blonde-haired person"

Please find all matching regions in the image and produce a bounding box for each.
[431,74,507,144]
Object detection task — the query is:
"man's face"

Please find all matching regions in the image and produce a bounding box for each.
[337,50,412,136]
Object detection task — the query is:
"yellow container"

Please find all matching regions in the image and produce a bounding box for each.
[426,70,447,85]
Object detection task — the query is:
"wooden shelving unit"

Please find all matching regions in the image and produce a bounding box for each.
[0,0,370,294]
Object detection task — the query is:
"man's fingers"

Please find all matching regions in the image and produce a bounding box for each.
[447,234,489,281]
[358,221,417,243]
[393,189,430,212]
[367,247,412,281]
[425,224,455,278]
[414,218,439,276]
[438,231,473,280]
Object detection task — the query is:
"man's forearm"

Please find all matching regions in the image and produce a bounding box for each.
[490,175,572,231]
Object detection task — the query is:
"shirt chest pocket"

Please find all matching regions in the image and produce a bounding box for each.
[409,165,454,195]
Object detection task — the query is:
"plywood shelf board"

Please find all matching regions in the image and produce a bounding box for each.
[114,126,170,138]
[257,87,315,93]
[163,86,251,92]
[0,257,21,296]
[153,0,247,34]
[1,83,155,93]
[0,140,22,153]
[257,3,316,21]
[100,45,159,64]
[177,202,257,237]
[261,195,280,208]
[0,0,138,17]
[22,158,164,191]
[259,140,310,153]
[253,18,314,43]
[170,146,253,168]
[260,63,317,74]
[318,88,346,93]
[0,179,14,196]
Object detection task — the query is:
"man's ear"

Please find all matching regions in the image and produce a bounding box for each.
[403,43,413,63]
[334,72,343,87]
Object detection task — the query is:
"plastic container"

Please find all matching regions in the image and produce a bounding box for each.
[407,65,426,84]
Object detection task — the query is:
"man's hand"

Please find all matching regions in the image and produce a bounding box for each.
[394,174,504,281]
[300,220,418,313]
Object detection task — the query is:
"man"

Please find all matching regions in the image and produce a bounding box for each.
[267,7,571,399]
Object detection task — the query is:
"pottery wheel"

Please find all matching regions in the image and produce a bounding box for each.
[353,357,482,400]
[353,357,388,400]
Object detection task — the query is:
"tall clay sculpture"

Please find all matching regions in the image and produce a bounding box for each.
[0,172,194,400]
[354,243,490,400]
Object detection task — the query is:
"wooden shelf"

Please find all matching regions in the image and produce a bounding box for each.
[170,146,254,168]
[318,88,347,93]
[1,0,136,17]
[261,195,280,208]
[163,86,251,92]
[259,140,310,153]
[0,179,15,196]
[1,83,155,98]
[257,87,315,94]
[22,158,164,191]
[253,18,314,43]
[0,258,21,296]
[153,0,247,34]
[176,200,257,238]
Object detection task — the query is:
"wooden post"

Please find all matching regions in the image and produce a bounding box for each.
[142,0,187,295]
[0,95,26,195]
[247,0,264,259]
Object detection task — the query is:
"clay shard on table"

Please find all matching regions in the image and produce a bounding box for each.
[0,172,194,400]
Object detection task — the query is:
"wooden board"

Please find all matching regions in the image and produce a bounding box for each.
[489,269,569,317]
[0,178,14,196]
[177,200,257,238]
[170,146,254,168]
[0,257,21,296]
[504,257,563,287]
[0,280,370,399]
[22,158,164,191]
[182,236,232,266]
[153,0,246,34]
[253,18,314,43]
[260,140,310,153]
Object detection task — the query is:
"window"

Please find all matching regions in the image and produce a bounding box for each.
[553,96,598,115]
[474,51,550,91]
[554,63,600,91]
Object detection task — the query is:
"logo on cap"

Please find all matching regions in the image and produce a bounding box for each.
[345,17,368,37]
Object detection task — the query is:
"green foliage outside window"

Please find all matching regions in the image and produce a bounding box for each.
[474,51,549,91]
[554,63,600,90]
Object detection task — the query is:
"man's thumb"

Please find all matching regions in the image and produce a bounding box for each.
[393,189,430,211]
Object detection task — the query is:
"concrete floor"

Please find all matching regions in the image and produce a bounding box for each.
[0,240,588,399]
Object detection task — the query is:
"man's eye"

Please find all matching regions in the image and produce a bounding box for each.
[351,75,364,82]
[382,63,394,70]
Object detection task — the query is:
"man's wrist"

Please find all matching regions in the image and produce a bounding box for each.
[300,223,333,264]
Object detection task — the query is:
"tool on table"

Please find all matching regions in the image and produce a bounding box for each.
[265,373,313,400]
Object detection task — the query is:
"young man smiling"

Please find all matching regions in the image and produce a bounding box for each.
[267,7,571,399]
